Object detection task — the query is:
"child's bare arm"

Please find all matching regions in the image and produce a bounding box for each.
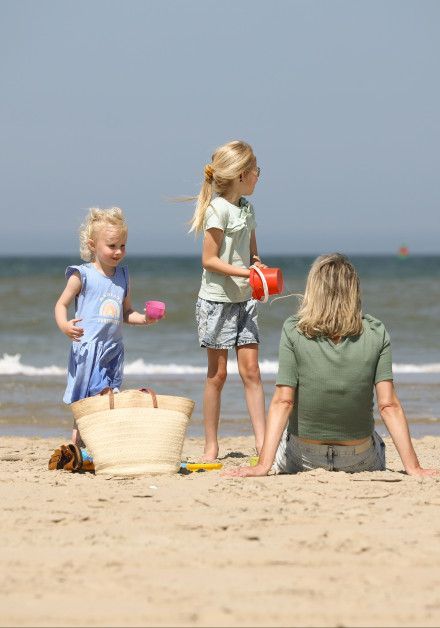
[249,230,267,269]
[202,228,251,277]
[123,287,157,325]
[54,273,84,341]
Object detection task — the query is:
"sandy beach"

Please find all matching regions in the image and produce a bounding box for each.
[1,435,440,627]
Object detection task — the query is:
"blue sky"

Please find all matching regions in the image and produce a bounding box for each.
[1,0,439,255]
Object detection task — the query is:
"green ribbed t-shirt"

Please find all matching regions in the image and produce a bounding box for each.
[276,314,393,441]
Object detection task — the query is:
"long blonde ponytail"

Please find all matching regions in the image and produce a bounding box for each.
[189,140,256,234]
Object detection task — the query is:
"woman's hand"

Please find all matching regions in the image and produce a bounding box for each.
[223,463,270,478]
[376,381,440,477]
[224,386,295,480]
[63,318,84,341]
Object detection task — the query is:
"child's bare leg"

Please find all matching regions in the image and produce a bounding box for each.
[236,344,266,454]
[71,426,85,447]
[70,389,113,447]
[202,348,228,461]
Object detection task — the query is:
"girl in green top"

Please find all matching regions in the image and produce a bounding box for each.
[228,253,438,478]
[188,140,266,461]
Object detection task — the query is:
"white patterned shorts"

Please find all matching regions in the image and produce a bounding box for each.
[273,430,386,474]
[196,297,260,350]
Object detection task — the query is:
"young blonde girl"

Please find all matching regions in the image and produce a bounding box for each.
[189,140,266,461]
[55,207,158,444]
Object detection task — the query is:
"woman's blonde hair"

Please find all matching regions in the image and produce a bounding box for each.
[297,253,363,339]
[189,140,256,234]
[79,207,128,261]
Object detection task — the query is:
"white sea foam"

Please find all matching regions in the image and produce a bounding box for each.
[0,354,67,376]
[392,363,440,374]
[123,358,279,375]
[1,353,440,377]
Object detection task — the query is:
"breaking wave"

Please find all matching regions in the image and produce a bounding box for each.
[1,353,440,377]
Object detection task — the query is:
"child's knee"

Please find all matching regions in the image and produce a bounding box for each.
[239,363,261,385]
[207,367,227,389]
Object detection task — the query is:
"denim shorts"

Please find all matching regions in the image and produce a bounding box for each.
[196,297,260,349]
[273,429,386,474]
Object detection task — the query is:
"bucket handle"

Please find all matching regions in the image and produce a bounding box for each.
[250,264,269,303]
[98,387,159,410]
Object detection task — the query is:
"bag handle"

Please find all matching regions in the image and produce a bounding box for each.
[98,386,158,410]
[99,387,115,409]
[139,387,158,408]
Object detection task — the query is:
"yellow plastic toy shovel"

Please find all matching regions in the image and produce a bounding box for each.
[180,462,223,472]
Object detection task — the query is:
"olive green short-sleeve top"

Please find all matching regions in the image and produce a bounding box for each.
[198,196,256,303]
[276,314,393,441]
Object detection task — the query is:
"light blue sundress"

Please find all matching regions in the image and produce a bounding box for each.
[63,263,129,404]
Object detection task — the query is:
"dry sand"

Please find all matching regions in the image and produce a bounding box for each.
[1,435,440,627]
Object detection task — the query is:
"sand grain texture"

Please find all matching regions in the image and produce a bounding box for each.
[1,436,440,627]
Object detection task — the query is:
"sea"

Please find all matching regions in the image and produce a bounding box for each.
[1,255,439,440]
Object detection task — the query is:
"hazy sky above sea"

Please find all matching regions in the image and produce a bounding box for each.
[1,0,439,256]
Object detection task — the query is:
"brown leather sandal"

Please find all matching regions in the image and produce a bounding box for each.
[63,444,83,472]
[48,444,72,470]
[48,444,94,473]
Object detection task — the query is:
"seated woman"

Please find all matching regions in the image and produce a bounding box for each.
[231,253,437,478]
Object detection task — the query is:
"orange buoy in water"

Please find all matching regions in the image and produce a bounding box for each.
[398,244,409,258]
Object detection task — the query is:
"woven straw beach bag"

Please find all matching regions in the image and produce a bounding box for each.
[73,388,195,476]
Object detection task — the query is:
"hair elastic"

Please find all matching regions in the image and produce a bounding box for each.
[204,164,214,182]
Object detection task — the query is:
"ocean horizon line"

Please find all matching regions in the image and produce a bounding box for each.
[1,252,440,259]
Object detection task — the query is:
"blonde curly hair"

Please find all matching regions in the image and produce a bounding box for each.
[79,207,128,261]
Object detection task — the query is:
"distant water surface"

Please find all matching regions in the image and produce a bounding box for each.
[1,255,439,438]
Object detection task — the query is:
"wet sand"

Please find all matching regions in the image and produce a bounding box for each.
[1,435,440,627]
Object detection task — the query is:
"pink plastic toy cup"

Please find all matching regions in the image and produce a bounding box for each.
[145,300,166,320]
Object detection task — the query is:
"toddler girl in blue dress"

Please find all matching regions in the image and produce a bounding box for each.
[55,207,158,444]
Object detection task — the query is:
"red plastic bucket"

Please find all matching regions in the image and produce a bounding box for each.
[249,267,284,302]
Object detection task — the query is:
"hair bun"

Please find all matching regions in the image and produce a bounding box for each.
[204,163,214,182]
